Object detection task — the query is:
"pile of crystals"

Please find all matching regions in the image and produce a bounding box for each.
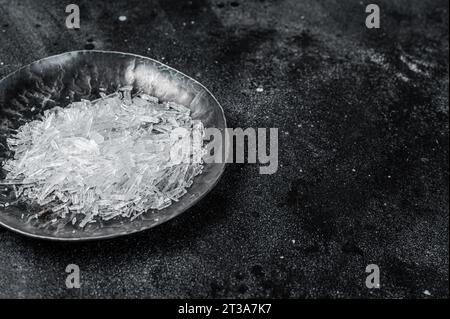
[1,87,207,227]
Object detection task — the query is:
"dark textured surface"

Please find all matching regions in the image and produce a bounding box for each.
[0,0,448,298]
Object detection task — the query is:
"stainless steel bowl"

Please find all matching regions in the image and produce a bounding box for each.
[0,50,227,241]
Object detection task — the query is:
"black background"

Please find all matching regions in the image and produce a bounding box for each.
[0,0,448,298]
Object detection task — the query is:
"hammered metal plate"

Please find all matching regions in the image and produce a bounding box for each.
[0,50,227,241]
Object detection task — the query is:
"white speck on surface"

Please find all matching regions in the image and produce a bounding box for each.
[400,55,419,73]
[256,87,264,93]
[400,55,430,76]
[30,107,35,111]
[291,239,296,244]
[118,15,127,22]
[0,62,4,66]
[352,168,356,172]
[423,290,431,296]
[280,256,284,259]
[396,73,410,82]
[369,53,386,66]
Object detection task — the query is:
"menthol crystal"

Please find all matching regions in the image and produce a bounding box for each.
[1,88,207,227]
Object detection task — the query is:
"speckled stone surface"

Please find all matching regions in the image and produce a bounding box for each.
[0,0,448,298]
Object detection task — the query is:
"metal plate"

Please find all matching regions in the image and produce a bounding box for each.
[0,50,227,241]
